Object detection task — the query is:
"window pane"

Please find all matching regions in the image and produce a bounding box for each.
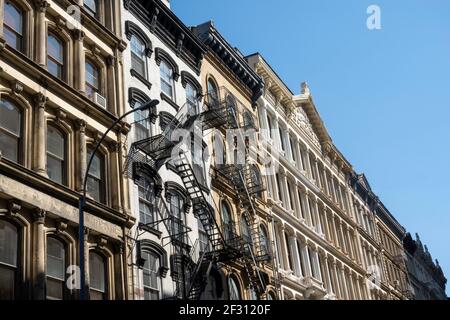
[131,36,145,58]
[0,133,19,162]
[47,59,62,79]
[46,278,63,300]
[0,266,15,300]
[0,100,21,135]
[0,220,18,267]
[85,61,99,90]
[228,277,241,300]
[47,238,65,280]
[4,3,23,33]
[87,177,101,202]
[89,252,105,293]
[84,0,97,16]
[131,54,146,77]
[142,251,160,300]
[48,35,63,62]
[4,28,21,51]
[160,62,173,98]
[47,126,64,158]
[87,149,102,179]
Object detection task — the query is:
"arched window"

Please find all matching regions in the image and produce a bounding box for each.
[137,174,156,228]
[250,165,263,198]
[0,98,22,163]
[142,250,160,300]
[4,1,24,51]
[169,192,186,243]
[185,82,198,116]
[221,201,234,241]
[86,147,105,203]
[228,276,241,300]
[47,33,64,79]
[46,125,66,184]
[225,95,237,121]
[133,101,151,141]
[207,78,219,107]
[259,225,270,257]
[130,35,147,78]
[240,216,252,245]
[0,220,18,300]
[160,61,174,99]
[46,237,66,300]
[84,0,98,18]
[89,252,106,300]
[267,291,276,300]
[85,59,100,99]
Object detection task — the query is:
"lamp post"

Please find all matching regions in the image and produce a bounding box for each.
[78,99,159,300]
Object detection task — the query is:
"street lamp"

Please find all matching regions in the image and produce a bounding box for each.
[78,99,159,300]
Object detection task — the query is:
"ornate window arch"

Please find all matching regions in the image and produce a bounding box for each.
[84,51,107,98]
[46,23,73,83]
[155,47,180,81]
[206,76,219,107]
[125,21,153,57]
[137,240,169,300]
[228,274,242,300]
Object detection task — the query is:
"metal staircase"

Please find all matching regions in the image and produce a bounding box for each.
[126,88,269,300]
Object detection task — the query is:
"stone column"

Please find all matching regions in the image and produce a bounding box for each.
[314,200,322,234]
[332,261,341,299]
[278,226,289,270]
[76,120,87,192]
[289,236,301,277]
[33,93,49,176]
[339,266,348,300]
[332,214,340,249]
[108,141,122,211]
[107,55,118,115]
[83,228,90,299]
[293,238,303,277]
[347,271,355,299]
[35,1,50,66]
[33,209,46,300]
[301,242,312,277]
[324,256,333,294]
[73,29,86,93]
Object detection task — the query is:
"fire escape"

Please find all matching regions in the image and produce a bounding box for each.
[125,87,269,300]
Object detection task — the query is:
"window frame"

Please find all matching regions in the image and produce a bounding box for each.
[47,32,65,80]
[0,219,19,300]
[3,1,24,52]
[45,237,67,300]
[88,251,107,300]
[85,58,101,99]
[46,124,66,185]
[86,147,106,204]
[141,250,161,300]
[0,98,23,164]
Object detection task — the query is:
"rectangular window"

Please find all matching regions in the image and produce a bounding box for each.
[160,62,174,99]
[86,149,105,203]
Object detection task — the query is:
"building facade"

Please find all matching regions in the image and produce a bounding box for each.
[121,0,207,300]
[403,233,447,300]
[0,0,129,299]
[247,53,376,300]
[0,0,446,301]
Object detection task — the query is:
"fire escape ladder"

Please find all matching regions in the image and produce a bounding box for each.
[243,243,267,298]
[173,152,226,253]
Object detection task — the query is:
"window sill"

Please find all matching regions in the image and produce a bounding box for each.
[138,223,162,238]
[131,69,152,89]
[160,92,180,111]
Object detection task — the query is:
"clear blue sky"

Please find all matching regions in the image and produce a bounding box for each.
[172,0,450,295]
